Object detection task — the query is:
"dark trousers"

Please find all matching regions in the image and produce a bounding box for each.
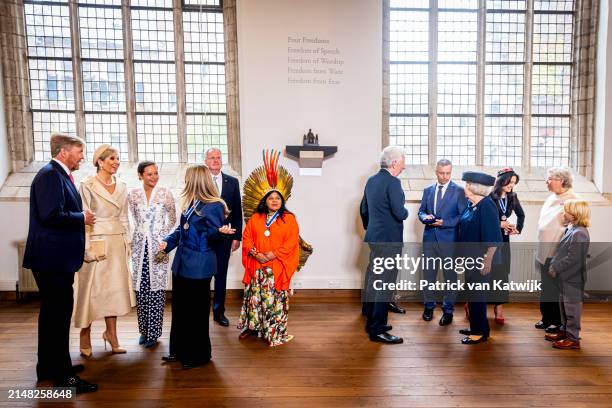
[170,274,212,365]
[539,259,561,327]
[422,241,457,313]
[363,244,399,336]
[466,269,490,337]
[213,240,231,317]
[32,270,75,382]
[489,243,511,305]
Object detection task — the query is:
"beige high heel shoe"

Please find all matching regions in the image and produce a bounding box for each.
[102,331,127,354]
[80,331,93,358]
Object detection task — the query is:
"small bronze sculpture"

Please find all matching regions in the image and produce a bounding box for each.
[303,129,319,146]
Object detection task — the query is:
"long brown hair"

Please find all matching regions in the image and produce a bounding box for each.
[180,165,229,217]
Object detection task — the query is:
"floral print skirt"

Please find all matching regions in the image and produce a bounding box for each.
[238,267,293,347]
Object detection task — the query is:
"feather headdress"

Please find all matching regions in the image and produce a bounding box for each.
[242,149,312,270]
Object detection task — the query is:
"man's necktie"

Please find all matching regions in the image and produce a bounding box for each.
[69,173,75,184]
[435,185,443,214]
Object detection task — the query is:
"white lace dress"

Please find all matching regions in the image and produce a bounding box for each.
[128,186,177,292]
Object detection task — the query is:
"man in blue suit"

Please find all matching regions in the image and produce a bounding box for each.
[23,133,98,393]
[418,159,468,325]
[360,146,408,344]
[205,148,243,327]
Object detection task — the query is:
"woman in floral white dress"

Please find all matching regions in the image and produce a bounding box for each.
[128,161,177,347]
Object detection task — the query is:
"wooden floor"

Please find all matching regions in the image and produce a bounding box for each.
[1,299,612,407]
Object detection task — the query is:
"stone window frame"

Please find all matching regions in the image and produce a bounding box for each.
[382,0,596,178]
[1,0,241,174]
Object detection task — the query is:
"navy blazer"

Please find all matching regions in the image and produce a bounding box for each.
[418,181,468,243]
[456,196,503,265]
[551,226,590,284]
[164,201,224,280]
[360,169,408,243]
[23,161,85,282]
[219,172,243,242]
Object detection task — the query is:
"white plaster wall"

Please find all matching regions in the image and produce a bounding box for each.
[235,0,382,289]
[0,202,28,290]
[594,0,612,193]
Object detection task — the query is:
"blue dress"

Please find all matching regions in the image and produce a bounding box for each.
[456,196,503,337]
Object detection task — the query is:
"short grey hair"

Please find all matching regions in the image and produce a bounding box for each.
[465,182,492,197]
[380,146,405,168]
[547,166,573,188]
[436,159,452,168]
[204,147,222,158]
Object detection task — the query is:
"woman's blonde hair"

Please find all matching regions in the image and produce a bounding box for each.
[564,199,591,228]
[93,145,119,172]
[180,165,230,217]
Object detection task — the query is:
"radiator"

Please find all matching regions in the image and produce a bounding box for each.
[17,241,39,298]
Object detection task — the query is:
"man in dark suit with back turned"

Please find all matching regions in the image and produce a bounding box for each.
[360,146,408,344]
[23,133,98,393]
[205,148,243,327]
[418,159,468,325]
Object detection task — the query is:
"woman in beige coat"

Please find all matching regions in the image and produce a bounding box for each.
[75,144,135,357]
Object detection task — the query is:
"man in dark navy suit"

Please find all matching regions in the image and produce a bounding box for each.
[418,159,468,326]
[23,133,98,393]
[205,148,243,327]
[360,146,408,344]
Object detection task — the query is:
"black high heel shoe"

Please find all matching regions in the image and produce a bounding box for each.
[461,335,488,345]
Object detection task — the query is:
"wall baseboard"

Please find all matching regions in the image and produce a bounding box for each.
[0,280,15,291]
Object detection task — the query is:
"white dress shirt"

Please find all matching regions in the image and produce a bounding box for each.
[211,172,223,195]
[433,181,450,215]
[52,158,71,178]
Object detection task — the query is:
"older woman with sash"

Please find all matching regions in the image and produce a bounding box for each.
[456,171,503,345]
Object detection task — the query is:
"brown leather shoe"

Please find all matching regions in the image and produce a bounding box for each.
[545,331,566,342]
[553,338,580,349]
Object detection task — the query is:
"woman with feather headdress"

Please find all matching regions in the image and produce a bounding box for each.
[237,150,311,347]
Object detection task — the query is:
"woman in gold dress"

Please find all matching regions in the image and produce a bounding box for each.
[74,144,135,357]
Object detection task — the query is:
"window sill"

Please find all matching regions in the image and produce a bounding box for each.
[0,162,241,202]
[399,165,612,206]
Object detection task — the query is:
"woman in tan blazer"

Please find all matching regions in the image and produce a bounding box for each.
[74,144,135,357]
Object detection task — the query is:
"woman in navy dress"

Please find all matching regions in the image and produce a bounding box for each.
[488,168,525,325]
[456,172,503,344]
[158,165,235,369]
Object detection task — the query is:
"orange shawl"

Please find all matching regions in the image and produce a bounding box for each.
[242,212,299,291]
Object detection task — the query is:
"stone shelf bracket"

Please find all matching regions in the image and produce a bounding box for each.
[286,129,337,176]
